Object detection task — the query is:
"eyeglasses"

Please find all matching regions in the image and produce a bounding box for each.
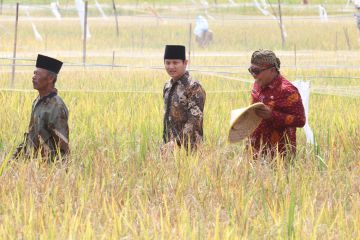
[248,66,274,76]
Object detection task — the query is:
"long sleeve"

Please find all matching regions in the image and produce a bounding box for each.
[269,88,306,129]
[47,104,70,156]
[183,82,206,149]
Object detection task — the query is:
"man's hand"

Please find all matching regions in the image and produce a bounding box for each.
[11,143,26,160]
[160,140,175,158]
[254,104,272,120]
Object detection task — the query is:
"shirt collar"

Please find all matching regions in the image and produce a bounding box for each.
[39,88,57,99]
[170,71,189,85]
[34,89,58,108]
[262,74,282,91]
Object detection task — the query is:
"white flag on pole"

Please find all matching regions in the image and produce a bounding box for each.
[254,0,270,16]
[293,80,314,145]
[75,0,91,40]
[24,7,43,41]
[254,0,287,38]
[95,0,107,19]
[229,0,237,6]
[319,5,328,22]
[50,2,62,20]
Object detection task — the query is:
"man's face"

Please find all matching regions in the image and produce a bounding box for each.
[248,64,275,88]
[164,59,188,80]
[32,68,52,91]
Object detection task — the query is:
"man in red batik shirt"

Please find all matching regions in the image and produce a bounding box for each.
[248,50,306,157]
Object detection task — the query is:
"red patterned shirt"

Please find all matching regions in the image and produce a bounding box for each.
[250,74,306,156]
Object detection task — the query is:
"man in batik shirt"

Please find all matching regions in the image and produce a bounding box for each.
[162,45,206,152]
[248,49,305,157]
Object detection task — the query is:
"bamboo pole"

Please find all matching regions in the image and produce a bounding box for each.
[11,3,19,88]
[82,1,88,66]
[277,0,286,49]
[112,0,119,37]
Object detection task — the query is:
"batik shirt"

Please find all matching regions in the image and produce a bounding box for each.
[250,75,305,156]
[163,71,206,150]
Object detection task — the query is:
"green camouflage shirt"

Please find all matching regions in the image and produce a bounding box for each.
[163,71,206,150]
[14,90,69,161]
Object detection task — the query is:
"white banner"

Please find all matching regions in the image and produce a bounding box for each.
[75,0,91,40]
[293,80,315,144]
[229,0,237,6]
[95,0,107,19]
[253,0,270,16]
[319,5,328,22]
[50,2,62,20]
[24,7,43,41]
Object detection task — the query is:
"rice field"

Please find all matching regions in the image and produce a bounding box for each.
[0,1,359,239]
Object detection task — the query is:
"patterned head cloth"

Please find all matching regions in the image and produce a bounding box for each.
[251,49,281,70]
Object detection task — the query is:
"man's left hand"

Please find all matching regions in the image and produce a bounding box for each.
[160,140,175,158]
[254,104,272,120]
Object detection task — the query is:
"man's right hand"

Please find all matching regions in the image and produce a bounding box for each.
[254,104,272,120]
[160,141,175,158]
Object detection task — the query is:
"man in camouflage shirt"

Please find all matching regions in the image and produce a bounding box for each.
[13,54,69,162]
[162,45,206,152]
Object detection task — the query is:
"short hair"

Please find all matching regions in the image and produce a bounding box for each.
[47,70,58,84]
